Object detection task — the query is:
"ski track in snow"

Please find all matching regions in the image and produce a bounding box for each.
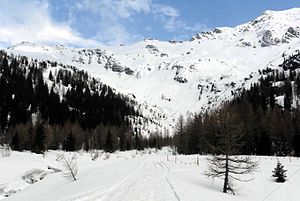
[88,160,181,201]
[61,165,141,201]
[64,159,181,201]
[261,165,300,201]
[2,151,300,201]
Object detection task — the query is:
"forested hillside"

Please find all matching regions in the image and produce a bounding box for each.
[0,51,169,153]
[174,51,300,156]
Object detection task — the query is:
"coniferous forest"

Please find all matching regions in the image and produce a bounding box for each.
[0,51,170,153]
[174,51,300,157]
[2,49,300,157]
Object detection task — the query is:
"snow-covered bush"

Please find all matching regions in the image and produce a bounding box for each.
[103,152,110,160]
[90,150,102,161]
[22,169,48,184]
[59,153,78,181]
[56,153,64,161]
[0,144,12,157]
[272,161,287,182]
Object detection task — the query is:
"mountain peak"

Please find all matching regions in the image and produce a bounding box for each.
[257,7,300,23]
[5,7,300,133]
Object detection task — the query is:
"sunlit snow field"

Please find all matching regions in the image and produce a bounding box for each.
[0,148,300,201]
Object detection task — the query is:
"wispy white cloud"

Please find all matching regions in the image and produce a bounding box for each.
[153,3,179,18]
[93,24,142,45]
[76,0,152,20]
[0,0,100,47]
[0,0,208,47]
[71,0,207,43]
[67,0,152,44]
[153,3,208,34]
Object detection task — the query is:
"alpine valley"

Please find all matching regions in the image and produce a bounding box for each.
[4,8,300,135]
[2,6,300,201]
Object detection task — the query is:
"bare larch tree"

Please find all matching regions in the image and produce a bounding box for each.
[205,102,258,194]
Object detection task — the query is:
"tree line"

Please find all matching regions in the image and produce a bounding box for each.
[0,51,170,153]
[174,51,300,157]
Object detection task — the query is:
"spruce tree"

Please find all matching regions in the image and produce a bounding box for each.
[292,134,300,157]
[63,132,76,151]
[33,120,46,154]
[11,132,21,151]
[104,131,114,153]
[283,79,293,111]
[272,161,287,183]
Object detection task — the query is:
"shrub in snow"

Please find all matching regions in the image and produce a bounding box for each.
[90,150,102,161]
[47,165,62,173]
[56,152,64,161]
[0,144,12,157]
[272,161,287,183]
[59,153,78,181]
[103,152,110,160]
[22,169,48,184]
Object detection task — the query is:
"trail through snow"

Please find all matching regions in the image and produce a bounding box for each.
[99,161,179,201]
[2,151,300,201]
[67,159,180,201]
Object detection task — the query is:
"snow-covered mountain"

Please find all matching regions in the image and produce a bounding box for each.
[5,8,300,134]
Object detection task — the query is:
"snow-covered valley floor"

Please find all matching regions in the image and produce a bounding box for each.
[1,149,300,201]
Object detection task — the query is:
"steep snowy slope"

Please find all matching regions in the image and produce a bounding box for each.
[6,8,300,134]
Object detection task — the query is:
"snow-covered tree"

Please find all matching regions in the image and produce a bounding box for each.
[272,161,287,183]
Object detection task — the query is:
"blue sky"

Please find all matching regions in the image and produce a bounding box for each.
[0,0,300,47]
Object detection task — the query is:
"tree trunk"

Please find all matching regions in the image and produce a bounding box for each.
[223,154,229,193]
[223,118,229,193]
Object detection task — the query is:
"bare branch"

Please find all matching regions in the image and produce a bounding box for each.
[60,153,78,181]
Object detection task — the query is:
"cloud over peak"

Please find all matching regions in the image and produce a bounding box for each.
[0,0,207,47]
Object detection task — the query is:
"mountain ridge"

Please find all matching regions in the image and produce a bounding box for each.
[5,7,300,134]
